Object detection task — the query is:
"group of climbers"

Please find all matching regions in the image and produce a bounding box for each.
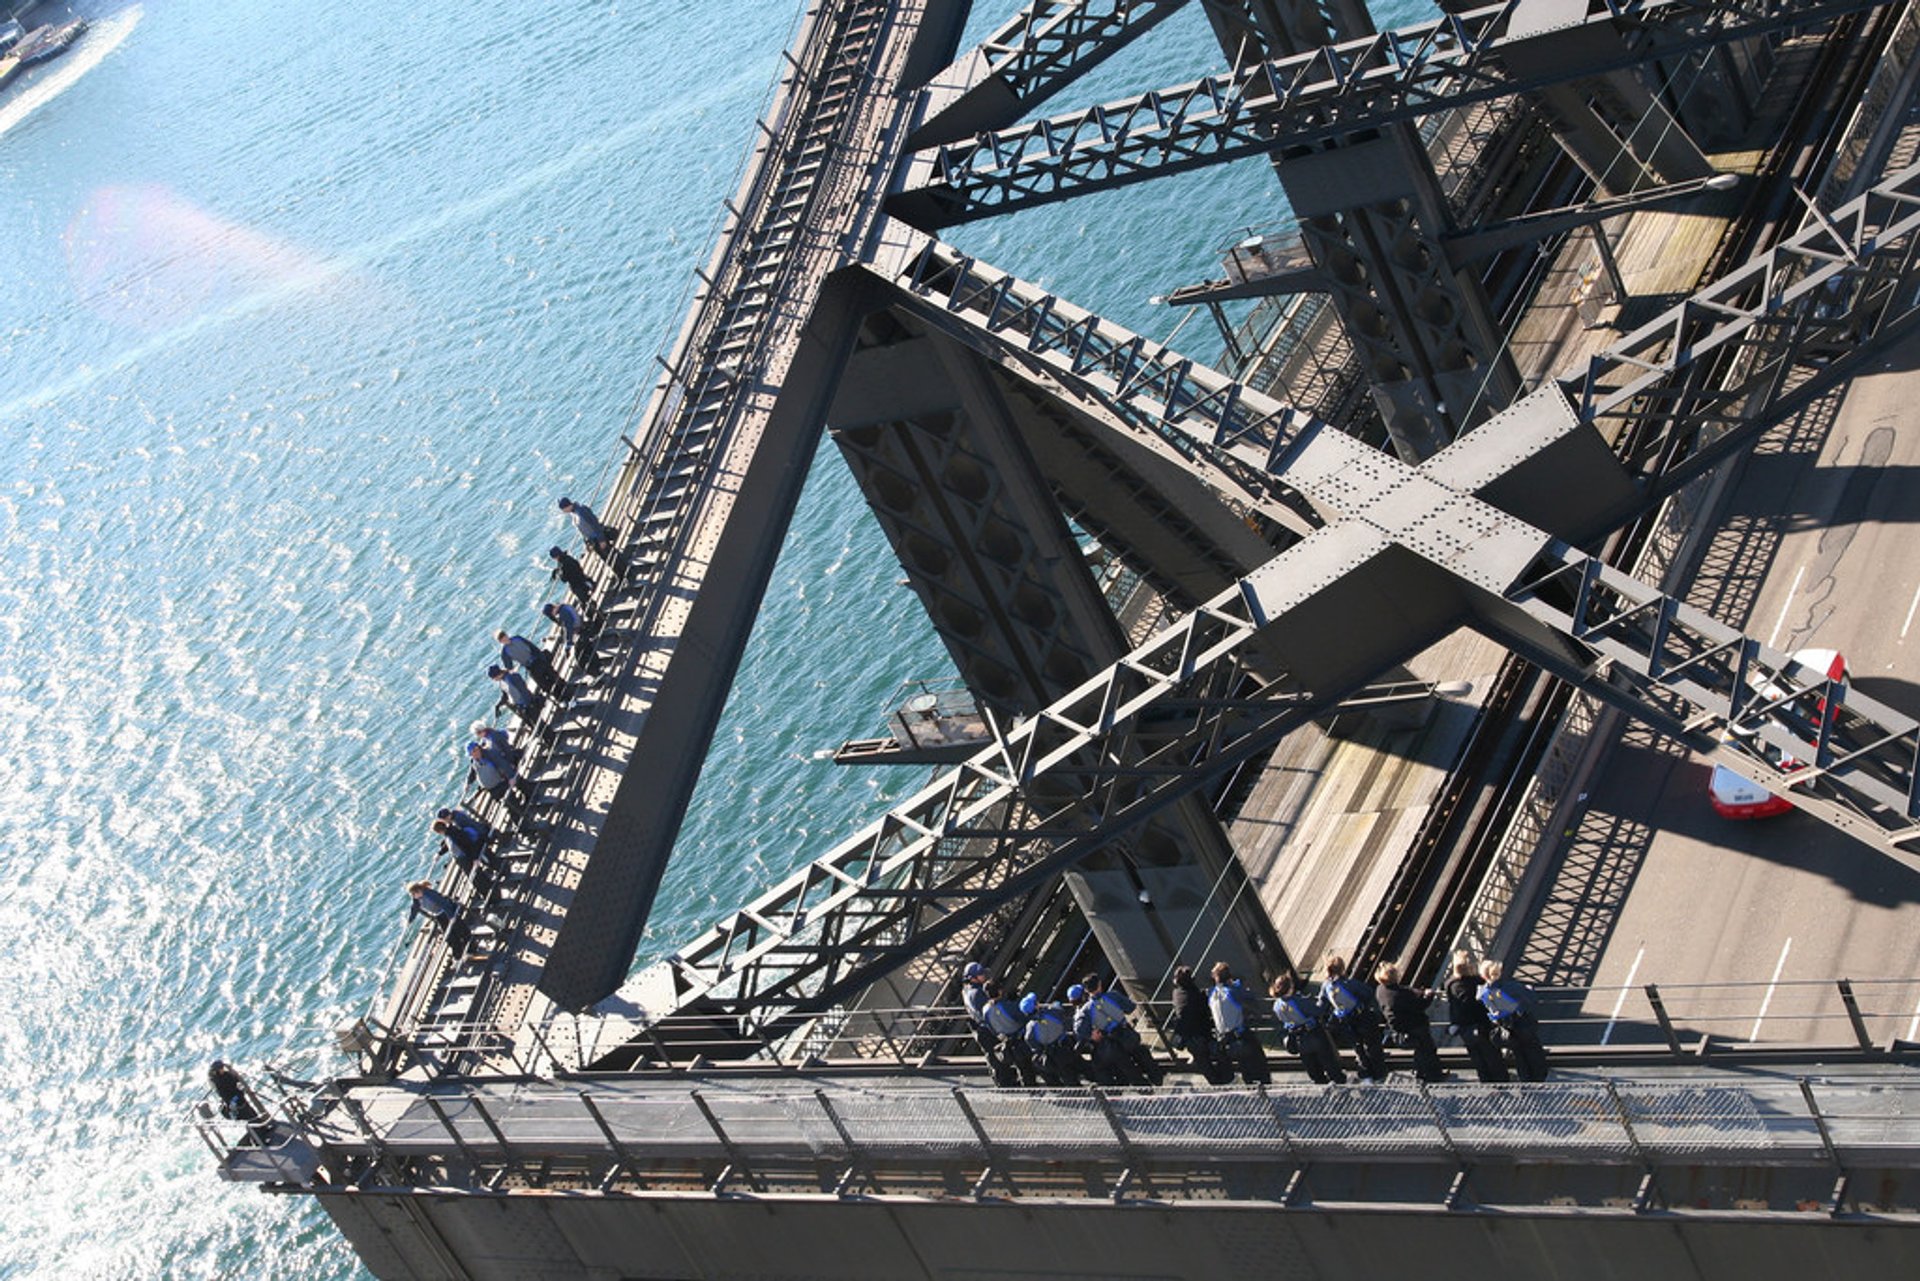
[958,950,1548,1089]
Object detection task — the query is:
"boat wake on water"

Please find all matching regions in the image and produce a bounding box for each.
[0,6,142,143]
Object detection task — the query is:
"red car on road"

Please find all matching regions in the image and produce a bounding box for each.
[1708,648,1847,820]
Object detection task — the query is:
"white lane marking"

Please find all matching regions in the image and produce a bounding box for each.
[1601,945,1645,1046]
[1906,998,1920,1044]
[1748,936,1793,1043]
[1767,566,1806,648]
[1904,583,1920,639]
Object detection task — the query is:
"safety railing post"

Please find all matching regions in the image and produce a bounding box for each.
[341,1096,396,1183]
[812,1089,870,1196]
[467,1091,516,1186]
[1798,1077,1852,1214]
[1089,1088,1149,1202]
[751,1015,787,1067]
[579,1092,643,1191]
[1604,1080,1662,1212]
[641,1017,677,1070]
[525,1019,566,1078]
[1645,984,1684,1061]
[1836,979,1875,1051]
[951,1086,1015,1199]
[1259,1085,1311,1207]
[424,1096,489,1189]
[1416,1082,1471,1209]
[690,1088,763,1194]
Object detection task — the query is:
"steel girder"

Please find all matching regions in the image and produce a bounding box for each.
[892,0,1892,227]
[912,0,1192,148]
[618,33,1920,1031]
[1556,162,1920,517]
[1498,544,1920,853]
[874,154,1920,546]
[630,584,1338,1024]
[627,155,1920,1024]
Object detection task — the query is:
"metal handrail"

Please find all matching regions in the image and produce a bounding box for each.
[366,0,896,1044]
[274,1072,1920,1207]
[356,975,1920,1079]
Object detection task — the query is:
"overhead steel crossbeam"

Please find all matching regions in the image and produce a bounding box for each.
[893,0,1891,227]
[870,221,1920,848]
[870,225,1332,529]
[912,0,1191,149]
[636,584,1337,1021]
[1502,544,1920,850]
[1554,161,1920,513]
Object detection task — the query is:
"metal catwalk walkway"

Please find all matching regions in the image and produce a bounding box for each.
[253,1064,1920,1202]
[373,0,950,1050]
[205,1062,1920,1277]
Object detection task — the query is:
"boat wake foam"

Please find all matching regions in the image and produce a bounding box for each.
[0,6,143,144]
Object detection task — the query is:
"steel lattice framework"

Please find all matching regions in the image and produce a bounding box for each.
[894,0,1893,225]
[621,153,1920,1025]
[913,0,1191,147]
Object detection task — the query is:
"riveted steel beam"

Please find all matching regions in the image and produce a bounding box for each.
[893,0,1891,228]
[912,0,1191,149]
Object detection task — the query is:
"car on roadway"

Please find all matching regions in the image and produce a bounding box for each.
[1708,648,1848,820]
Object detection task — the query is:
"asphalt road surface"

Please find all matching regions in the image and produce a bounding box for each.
[1516,334,1920,1050]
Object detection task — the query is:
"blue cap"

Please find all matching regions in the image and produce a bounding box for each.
[1067,984,1087,1002]
[1019,993,1038,1018]
[558,497,573,508]
[962,961,986,980]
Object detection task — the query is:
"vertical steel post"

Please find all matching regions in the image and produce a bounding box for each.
[1837,979,1875,1051]
[691,1088,764,1194]
[952,1086,1013,1199]
[1645,984,1685,1060]
[1592,221,1627,301]
[468,1092,515,1170]
[525,1020,566,1078]
[1798,1077,1852,1215]
[1208,300,1246,364]
[1604,1080,1662,1212]
[580,1092,643,1191]
[812,1089,870,1196]
[342,1096,397,1183]
[1416,1082,1471,1210]
[1259,1085,1310,1207]
[1090,1088,1147,1202]
[425,1096,488,1188]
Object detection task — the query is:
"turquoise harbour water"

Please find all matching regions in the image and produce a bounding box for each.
[0,1,1423,1275]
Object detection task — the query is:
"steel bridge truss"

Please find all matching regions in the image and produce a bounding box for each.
[895,0,1894,226]
[912,0,1191,148]
[639,587,1330,1025]
[1558,163,1920,510]
[628,152,1920,1025]
[1505,545,1920,850]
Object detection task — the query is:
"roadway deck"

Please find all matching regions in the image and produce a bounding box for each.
[1509,42,1920,1041]
[1513,327,1920,1040]
[1225,140,1775,974]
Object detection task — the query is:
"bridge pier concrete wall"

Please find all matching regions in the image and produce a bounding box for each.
[315,1186,1920,1281]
